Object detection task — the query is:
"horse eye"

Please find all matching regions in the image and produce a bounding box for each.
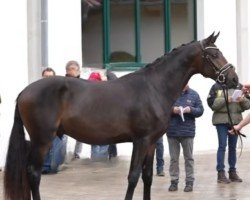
[211,51,219,58]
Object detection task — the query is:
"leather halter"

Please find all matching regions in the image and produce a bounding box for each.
[200,41,234,84]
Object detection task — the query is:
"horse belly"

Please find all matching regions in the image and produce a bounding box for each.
[62,119,132,145]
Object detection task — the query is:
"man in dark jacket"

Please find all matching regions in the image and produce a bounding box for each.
[167,85,204,192]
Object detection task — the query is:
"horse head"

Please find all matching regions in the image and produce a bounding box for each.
[197,32,238,88]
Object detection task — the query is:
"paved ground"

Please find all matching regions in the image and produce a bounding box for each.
[1,150,250,200]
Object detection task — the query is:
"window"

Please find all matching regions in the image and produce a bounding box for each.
[82,0,197,71]
[82,4,103,68]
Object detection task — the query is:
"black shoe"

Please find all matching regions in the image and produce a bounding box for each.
[41,170,50,175]
[73,153,80,159]
[168,181,178,192]
[217,171,230,184]
[229,171,243,182]
[109,153,117,159]
[184,182,193,192]
[157,171,165,177]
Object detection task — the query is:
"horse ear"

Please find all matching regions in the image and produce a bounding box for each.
[203,32,215,46]
[211,32,220,44]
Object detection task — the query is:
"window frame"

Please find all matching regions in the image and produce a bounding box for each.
[102,0,197,71]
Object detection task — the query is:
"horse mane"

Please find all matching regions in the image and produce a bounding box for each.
[142,40,197,70]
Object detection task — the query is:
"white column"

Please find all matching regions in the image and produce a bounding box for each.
[27,0,42,83]
[196,0,204,40]
[236,0,249,82]
[237,0,250,147]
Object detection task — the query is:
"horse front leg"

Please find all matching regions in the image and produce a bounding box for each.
[142,144,155,200]
[125,139,149,200]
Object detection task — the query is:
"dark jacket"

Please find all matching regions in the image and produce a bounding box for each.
[207,83,250,125]
[106,70,117,81]
[167,88,204,137]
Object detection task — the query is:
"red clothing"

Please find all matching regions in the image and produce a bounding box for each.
[88,72,102,81]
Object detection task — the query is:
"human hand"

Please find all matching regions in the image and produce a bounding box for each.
[243,84,250,93]
[173,106,181,114]
[183,106,191,113]
[228,124,241,135]
[244,83,250,86]
[236,95,245,102]
[228,97,232,103]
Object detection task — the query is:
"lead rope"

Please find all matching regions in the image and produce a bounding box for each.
[221,85,246,158]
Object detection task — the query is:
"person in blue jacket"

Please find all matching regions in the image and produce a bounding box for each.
[167,84,204,192]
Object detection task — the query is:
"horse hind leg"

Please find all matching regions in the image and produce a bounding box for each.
[27,165,41,200]
[27,142,51,200]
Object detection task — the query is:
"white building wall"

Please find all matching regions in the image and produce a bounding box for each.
[0,0,83,167]
[190,0,241,153]
[47,0,82,76]
[0,0,28,167]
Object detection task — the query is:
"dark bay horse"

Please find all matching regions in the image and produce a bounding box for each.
[4,33,238,200]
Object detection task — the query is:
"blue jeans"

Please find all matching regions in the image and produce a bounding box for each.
[108,144,117,157]
[216,124,238,172]
[91,145,109,160]
[156,137,164,172]
[42,135,67,173]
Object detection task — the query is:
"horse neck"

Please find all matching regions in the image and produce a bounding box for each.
[145,52,197,102]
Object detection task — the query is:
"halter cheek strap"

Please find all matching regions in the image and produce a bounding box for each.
[200,41,234,84]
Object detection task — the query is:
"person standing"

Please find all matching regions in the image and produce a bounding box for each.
[88,72,110,161]
[155,137,165,176]
[42,67,56,77]
[167,85,204,192]
[207,82,250,183]
[229,83,250,133]
[65,60,83,159]
[106,70,118,158]
[41,67,67,174]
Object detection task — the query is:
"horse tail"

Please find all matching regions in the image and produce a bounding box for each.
[4,103,31,200]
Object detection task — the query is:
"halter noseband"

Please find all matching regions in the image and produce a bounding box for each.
[200,41,234,84]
